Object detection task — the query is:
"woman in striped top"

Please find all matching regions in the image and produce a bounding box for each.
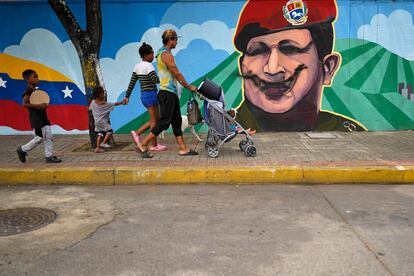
[123,43,167,151]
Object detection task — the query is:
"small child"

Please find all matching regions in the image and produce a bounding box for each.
[16,69,62,163]
[90,86,124,153]
[227,109,256,135]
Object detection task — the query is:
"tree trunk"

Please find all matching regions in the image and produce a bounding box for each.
[79,53,105,149]
[48,0,104,149]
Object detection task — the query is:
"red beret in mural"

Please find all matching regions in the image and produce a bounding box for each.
[234,0,337,51]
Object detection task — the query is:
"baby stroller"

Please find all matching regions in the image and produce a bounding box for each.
[196,79,256,158]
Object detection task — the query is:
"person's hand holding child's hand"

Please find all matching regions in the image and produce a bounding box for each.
[188,85,198,93]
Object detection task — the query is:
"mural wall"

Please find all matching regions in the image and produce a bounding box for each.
[1,0,414,134]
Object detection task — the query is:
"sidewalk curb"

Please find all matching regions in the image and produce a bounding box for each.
[0,165,413,185]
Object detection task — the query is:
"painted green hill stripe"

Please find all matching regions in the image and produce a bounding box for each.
[339,42,377,67]
[323,87,355,118]
[403,59,414,86]
[224,78,243,107]
[210,57,239,86]
[202,52,239,81]
[362,92,414,130]
[346,87,394,130]
[397,56,407,85]
[380,53,398,93]
[221,67,240,92]
[323,85,394,130]
[344,48,387,90]
[321,91,334,111]
[333,45,381,85]
[335,38,370,52]
[383,93,414,121]
[410,61,414,83]
[232,88,243,109]
[360,51,391,94]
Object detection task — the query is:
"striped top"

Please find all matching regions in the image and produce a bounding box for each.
[156,47,178,94]
[125,61,159,98]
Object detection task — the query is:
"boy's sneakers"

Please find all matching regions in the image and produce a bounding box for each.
[94,148,105,153]
[149,144,167,151]
[45,156,62,163]
[16,147,27,163]
[100,143,111,149]
[131,131,140,145]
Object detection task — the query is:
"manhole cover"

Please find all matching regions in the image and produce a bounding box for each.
[0,208,57,237]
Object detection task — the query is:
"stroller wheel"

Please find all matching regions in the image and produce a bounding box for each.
[244,145,257,157]
[239,140,248,151]
[207,146,219,158]
[205,143,216,151]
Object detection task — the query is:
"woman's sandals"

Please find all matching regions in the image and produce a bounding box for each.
[137,143,153,159]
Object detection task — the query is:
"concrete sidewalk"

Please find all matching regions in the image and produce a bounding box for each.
[0,131,413,184]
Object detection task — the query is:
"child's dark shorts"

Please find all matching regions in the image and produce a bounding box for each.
[141,90,159,108]
[96,129,113,137]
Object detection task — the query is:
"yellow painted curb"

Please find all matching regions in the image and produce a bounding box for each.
[303,166,406,184]
[114,166,303,184]
[0,168,114,185]
[0,166,413,185]
[402,166,414,183]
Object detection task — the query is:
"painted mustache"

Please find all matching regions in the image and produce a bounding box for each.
[242,64,307,98]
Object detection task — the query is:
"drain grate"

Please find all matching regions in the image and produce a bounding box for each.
[0,207,57,237]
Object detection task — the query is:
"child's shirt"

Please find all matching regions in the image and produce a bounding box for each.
[22,86,50,129]
[90,100,115,132]
[125,61,159,98]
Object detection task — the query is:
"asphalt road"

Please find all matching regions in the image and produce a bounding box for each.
[1,184,413,276]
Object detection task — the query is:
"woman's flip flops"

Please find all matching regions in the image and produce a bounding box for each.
[178,149,199,156]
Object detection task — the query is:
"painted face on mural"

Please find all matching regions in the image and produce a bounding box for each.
[241,29,325,113]
[230,0,367,131]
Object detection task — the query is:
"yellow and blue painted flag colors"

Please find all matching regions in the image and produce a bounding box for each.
[0,53,88,131]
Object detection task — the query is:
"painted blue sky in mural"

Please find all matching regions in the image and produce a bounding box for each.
[2,0,414,57]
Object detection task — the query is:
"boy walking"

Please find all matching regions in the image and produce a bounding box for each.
[90,86,125,153]
[16,69,62,163]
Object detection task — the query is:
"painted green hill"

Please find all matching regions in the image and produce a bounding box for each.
[324,38,414,130]
[116,38,414,133]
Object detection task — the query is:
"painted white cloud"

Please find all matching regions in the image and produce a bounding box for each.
[100,43,140,103]
[142,21,236,55]
[101,20,235,102]
[3,28,85,92]
[357,9,414,60]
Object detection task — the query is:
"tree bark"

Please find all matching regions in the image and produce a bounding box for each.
[48,0,104,149]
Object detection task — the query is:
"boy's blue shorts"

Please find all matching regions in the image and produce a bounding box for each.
[141,90,159,108]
